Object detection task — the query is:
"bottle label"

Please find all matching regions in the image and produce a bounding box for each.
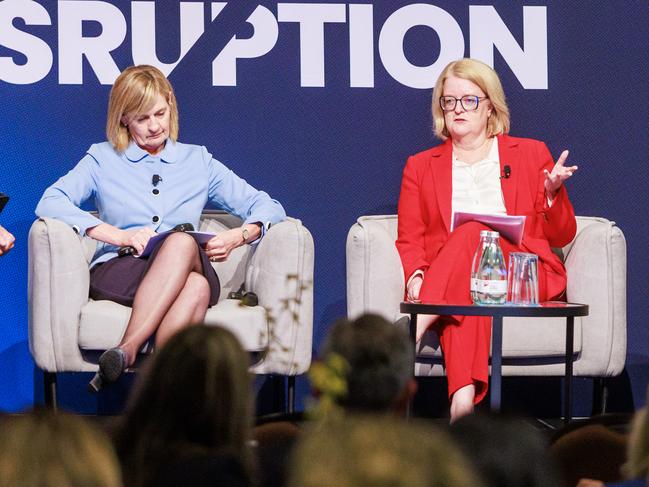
[470,277,479,291]
[476,279,507,293]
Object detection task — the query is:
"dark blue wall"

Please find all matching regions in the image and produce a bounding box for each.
[1,1,647,412]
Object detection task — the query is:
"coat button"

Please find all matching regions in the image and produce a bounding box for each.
[152,188,160,195]
[152,215,159,223]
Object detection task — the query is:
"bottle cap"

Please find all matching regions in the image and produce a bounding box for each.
[479,230,500,238]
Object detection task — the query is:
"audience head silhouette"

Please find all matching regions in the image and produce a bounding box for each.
[320,313,415,413]
[451,413,563,487]
[0,408,121,487]
[288,415,482,487]
[115,324,253,487]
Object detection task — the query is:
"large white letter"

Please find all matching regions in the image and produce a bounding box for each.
[0,0,53,84]
[212,5,278,86]
[131,2,204,76]
[349,4,374,88]
[58,1,126,85]
[379,4,464,89]
[470,6,547,89]
[278,3,346,87]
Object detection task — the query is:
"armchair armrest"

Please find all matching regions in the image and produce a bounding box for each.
[564,217,627,376]
[28,218,95,372]
[346,215,404,321]
[246,218,314,375]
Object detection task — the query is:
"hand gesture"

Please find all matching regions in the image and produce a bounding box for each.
[407,275,423,302]
[205,229,243,262]
[0,225,15,256]
[544,150,578,199]
[121,227,156,255]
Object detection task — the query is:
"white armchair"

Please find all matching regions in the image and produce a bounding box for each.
[346,215,626,409]
[29,210,314,411]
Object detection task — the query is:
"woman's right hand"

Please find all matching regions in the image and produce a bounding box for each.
[0,225,15,256]
[407,275,423,302]
[120,227,156,255]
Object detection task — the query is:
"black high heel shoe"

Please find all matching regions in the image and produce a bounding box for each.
[88,347,127,393]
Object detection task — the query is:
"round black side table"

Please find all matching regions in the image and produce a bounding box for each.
[400,301,589,422]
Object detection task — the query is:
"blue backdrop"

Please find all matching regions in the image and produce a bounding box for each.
[0,0,647,412]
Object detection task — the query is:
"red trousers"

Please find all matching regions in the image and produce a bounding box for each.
[418,222,551,404]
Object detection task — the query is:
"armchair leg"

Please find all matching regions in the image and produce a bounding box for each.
[287,376,296,414]
[44,371,58,411]
[592,378,609,416]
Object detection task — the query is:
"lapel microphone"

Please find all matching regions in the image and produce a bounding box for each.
[501,165,511,179]
[152,174,163,186]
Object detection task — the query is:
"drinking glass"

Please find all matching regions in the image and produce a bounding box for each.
[507,252,539,305]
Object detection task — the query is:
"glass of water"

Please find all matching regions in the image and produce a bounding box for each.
[507,252,539,306]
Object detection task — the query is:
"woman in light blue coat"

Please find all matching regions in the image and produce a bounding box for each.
[36,65,286,389]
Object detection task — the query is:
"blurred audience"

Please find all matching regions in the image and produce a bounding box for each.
[254,420,302,487]
[619,405,649,485]
[316,313,416,414]
[550,417,628,487]
[287,414,483,487]
[0,408,121,487]
[113,325,253,487]
[451,413,564,487]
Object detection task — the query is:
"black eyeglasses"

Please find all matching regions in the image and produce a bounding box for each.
[439,95,488,112]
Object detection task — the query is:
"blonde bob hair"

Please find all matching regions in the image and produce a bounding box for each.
[106,65,179,152]
[432,58,510,140]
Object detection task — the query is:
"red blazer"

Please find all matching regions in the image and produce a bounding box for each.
[396,134,577,300]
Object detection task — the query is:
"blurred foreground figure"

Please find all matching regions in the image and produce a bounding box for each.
[451,413,563,487]
[319,313,416,414]
[114,325,253,487]
[288,415,483,487]
[0,409,122,487]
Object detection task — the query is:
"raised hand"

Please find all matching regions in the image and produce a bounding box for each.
[544,150,578,199]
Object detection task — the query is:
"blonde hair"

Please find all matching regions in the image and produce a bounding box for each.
[432,58,510,140]
[106,65,179,152]
[288,415,483,487]
[0,409,122,487]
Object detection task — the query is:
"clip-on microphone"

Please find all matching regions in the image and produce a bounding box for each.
[501,165,511,179]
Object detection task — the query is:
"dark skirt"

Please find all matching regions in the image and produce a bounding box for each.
[89,235,221,307]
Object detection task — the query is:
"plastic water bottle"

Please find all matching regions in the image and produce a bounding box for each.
[472,230,507,305]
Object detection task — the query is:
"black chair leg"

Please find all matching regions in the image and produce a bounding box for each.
[44,371,58,411]
[287,376,296,414]
[592,377,608,416]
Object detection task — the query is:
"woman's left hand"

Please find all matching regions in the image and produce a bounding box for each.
[544,150,578,199]
[205,229,244,262]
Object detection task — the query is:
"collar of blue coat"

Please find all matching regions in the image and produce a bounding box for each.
[124,139,178,164]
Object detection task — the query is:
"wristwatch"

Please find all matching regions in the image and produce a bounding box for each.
[241,227,249,244]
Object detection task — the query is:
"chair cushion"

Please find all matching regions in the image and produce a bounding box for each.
[78,298,268,352]
[416,316,583,359]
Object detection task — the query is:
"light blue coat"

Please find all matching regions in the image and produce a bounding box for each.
[36,140,286,265]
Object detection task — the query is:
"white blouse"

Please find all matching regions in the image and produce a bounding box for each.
[451,138,507,219]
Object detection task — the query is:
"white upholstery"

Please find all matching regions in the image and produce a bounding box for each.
[346,215,626,377]
[29,211,314,376]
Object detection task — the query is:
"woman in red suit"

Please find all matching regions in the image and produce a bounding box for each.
[396,58,578,422]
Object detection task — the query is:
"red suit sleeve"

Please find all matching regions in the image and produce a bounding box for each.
[533,142,577,248]
[396,155,429,284]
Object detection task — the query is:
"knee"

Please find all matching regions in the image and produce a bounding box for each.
[450,221,491,242]
[185,272,211,307]
[161,232,197,258]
